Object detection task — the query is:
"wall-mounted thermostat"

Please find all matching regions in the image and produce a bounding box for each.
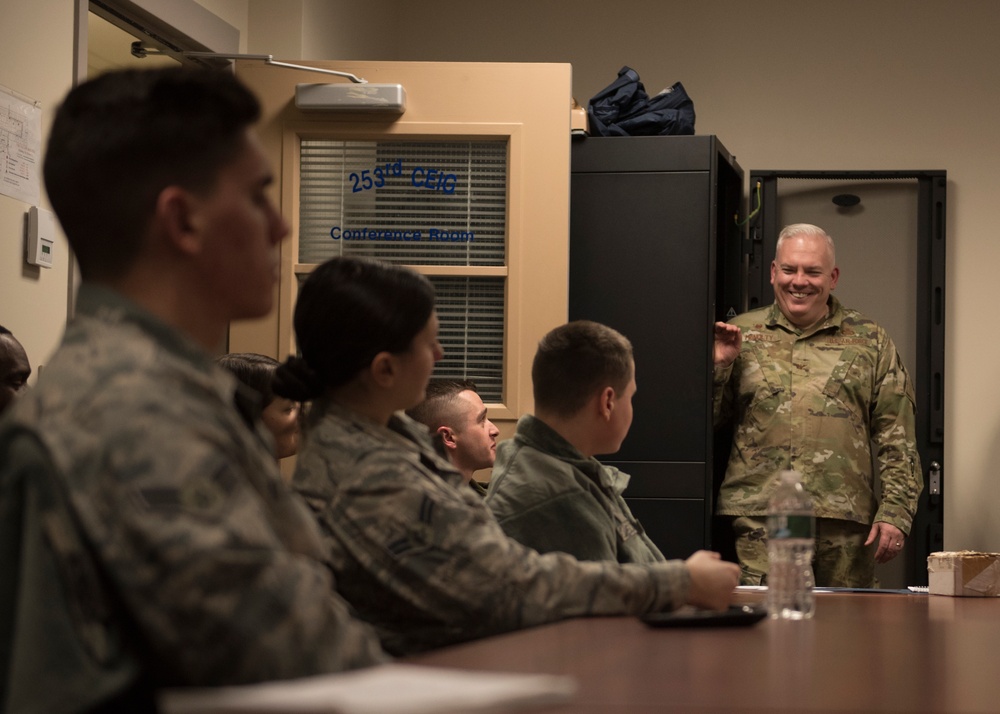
[26,206,55,268]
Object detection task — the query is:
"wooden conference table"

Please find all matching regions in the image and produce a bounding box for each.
[408,590,1000,713]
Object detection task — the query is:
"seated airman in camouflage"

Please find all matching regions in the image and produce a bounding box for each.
[486,320,665,564]
[274,256,740,656]
[406,379,499,496]
[0,67,385,714]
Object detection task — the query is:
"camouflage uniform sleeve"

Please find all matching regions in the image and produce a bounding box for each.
[299,451,690,651]
[47,422,387,685]
[122,455,387,682]
[869,331,923,534]
[487,437,621,562]
[493,488,621,562]
[712,361,736,427]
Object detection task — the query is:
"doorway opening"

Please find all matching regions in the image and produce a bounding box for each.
[746,169,946,587]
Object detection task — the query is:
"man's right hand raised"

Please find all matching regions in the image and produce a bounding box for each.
[713,322,742,368]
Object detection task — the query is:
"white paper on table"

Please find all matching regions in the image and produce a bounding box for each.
[158,663,578,714]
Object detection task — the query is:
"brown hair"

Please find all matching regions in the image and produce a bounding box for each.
[532,320,633,417]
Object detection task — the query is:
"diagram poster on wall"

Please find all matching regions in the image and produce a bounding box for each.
[0,85,41,206]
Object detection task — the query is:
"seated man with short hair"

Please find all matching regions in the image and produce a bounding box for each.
[0,67,384,714]
[486,320,664,564]
[406,379,499,496]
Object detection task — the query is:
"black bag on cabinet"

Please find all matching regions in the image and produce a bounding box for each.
[587,66,695,137]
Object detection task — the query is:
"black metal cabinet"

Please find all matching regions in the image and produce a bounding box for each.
[569,135,743,559]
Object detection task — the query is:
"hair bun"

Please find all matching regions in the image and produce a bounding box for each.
[273,356,324,401]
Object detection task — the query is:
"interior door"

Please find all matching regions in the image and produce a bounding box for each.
[231,60,573,459]
[746,170,946,587]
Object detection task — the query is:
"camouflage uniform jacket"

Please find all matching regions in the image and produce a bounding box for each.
[0,285,384,714]
[713,296,922,532]
[486,415,665,564]
[468,479,489,498]
[291,401,690,656]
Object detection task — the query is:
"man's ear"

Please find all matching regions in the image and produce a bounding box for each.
[597,386,616,421]
[436,425,458,449]
[156,186,202,256]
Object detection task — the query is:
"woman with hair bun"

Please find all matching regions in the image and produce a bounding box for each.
[274,257,439,426]
[276,256,738,657]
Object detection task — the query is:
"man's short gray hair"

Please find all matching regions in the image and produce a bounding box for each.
[776,223,836,263]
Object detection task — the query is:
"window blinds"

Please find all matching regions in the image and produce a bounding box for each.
[297,138,508,402]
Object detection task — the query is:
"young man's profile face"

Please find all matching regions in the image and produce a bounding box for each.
[195,129,289,321]
[448,389,499,476]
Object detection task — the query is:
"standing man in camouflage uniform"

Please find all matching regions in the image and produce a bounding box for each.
[0,68,384,714]
[713,223,922,588]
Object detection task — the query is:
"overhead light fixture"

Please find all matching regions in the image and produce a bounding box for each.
[295,83,406,113]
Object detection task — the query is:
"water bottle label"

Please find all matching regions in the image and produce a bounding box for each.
[767,514,814,540]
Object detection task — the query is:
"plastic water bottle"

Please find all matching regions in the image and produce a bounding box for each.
[766,470,816,619]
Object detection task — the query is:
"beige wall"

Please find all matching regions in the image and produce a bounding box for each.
[2,0,996,552]
[285,0,998,553]
[0,0,75,380]
[0,0,245,378]
[194,0,250,51]
[232,58,571,435]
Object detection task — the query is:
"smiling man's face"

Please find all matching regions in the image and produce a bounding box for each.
[770,232,839,329]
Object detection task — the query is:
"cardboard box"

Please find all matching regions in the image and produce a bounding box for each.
[928,551,1000,596]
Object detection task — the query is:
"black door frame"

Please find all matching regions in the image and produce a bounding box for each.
[745,169,946,585]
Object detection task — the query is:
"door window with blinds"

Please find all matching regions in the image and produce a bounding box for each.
[297,138,508,402]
